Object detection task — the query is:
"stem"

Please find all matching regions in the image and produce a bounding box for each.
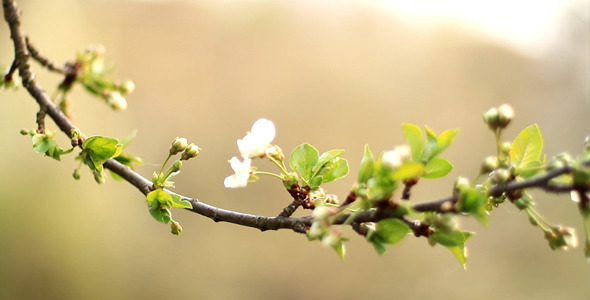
[254,171,283,180]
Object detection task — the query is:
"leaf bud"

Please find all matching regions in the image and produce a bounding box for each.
[497,104,515,128]
[19,129,30,135]
[181,143,200,160]
[170,137,188,155]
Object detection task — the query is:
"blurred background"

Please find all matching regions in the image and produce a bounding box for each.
[0,0,589,299]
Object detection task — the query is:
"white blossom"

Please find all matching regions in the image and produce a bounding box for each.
[237,119,275,158]
[223,156,252,188]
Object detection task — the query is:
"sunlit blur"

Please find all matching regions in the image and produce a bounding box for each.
[0,0,588,299]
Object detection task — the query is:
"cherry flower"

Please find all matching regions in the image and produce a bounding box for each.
[224,156,252,188]
[237,119,276,158]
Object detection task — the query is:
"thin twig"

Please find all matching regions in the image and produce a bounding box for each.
[26,37,67,74]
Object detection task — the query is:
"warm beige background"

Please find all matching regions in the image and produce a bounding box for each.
[0,0,589,299]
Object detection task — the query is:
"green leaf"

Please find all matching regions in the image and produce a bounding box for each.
[422,126,438,160]
[289,143,319,181]
[375,219,412,244]
[430,230,472,269]
[358,145,375,184]
[82,135,123,161]
[430,230,472,247]
[146,190,159,207]
[423,157,453,179]
[313,149,345,177]
[432,129,459,159]
[309,176,323,190]
[510,124,543,170]
[149,206,171,224]
[457,188,489,225]
[32,133,50,153]
[317,157,349,184]
[402,123,423,161]
[391,161,425,181]
[446,245,469,270]
[332,239,346,260]
[170,193,193,209]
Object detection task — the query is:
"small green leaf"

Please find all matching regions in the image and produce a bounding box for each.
[149,206,171,224]
[374,219,412,244]
[391,161,425,181]
[309,176,323,190]
[289,143,319,180]
[170,193,193,209]
[146,190,159,207]
[432,129,459,159]
[332,239,346,260]
[317,157,349,184]
[430,230,473,247]
[358,145,375,184]
[32,133,50,154]
[423,158,453,179]
[313,149,345,177]
[422,126,438,160]
[402,123,423,161]
[511,124,543,170]
[446,245,469,270]
[82,135,123,161]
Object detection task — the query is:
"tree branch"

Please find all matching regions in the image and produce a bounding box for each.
[3,0,587,237]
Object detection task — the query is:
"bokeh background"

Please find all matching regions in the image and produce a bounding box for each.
[0,0,589,299]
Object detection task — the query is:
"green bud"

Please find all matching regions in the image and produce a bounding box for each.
[500,142,511,157]
[513,193,532,210]
[170,137,188,155]
[266,145,285,161]
[72,169,81,180]
[93,171,106,184]
[181,143,200,160]
[19,129,29,135]
[171,159,182,172]
[453,176,470,195]
[497,104,514,128]
[483,107,500,130]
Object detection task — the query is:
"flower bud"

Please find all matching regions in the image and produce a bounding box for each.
[480,156,499,174]
[265,145,285,161]
[72,169,81,180]
[500,142,511,156]
[118,80,135,94]
[105,91,127,111]
[584,135,590,151]
[454,176,471,194]
[483,107,499,130]
[19,129,30,135]
[513,193,532,210]
[181,143,200,160]
[170,137,188,155]
[171,159,182,172]
[170,220,183,235]
[490,168,511,184]
[497,104,514,128]
[93,171,106,184]
[381,150,402,169]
